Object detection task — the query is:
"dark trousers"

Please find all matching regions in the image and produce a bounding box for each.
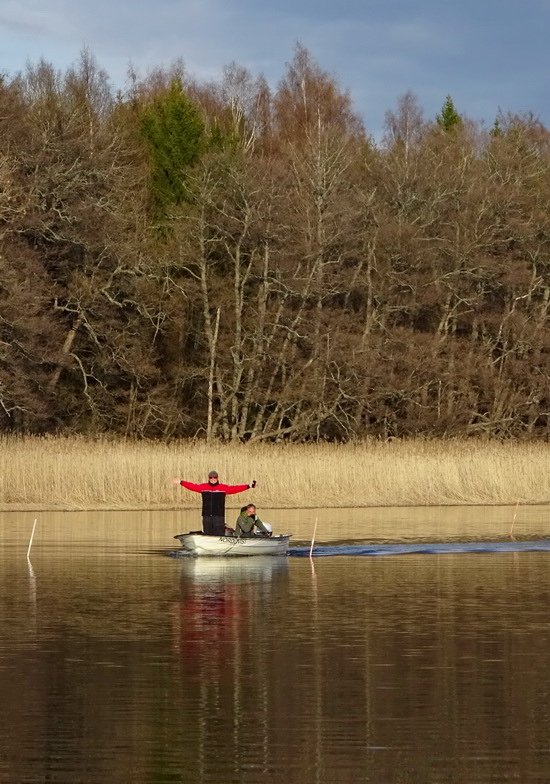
[203,515,225,536]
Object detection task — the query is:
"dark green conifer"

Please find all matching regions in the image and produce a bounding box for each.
[436,95,462,131]
[140,78,205,214]
[490,116,502,137]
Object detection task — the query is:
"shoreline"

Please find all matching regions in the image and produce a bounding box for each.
[1,500,549,513]
[3,503,548,545]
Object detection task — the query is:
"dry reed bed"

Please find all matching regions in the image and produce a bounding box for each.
[0,436,548,510]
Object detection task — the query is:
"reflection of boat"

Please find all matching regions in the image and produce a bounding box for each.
[174,532,291,557]
[179,554,289,584]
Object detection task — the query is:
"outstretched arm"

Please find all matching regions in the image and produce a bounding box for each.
[171,478,206,493]
[223,480,256,495]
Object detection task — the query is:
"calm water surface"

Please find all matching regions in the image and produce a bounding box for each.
[1,508,550,783]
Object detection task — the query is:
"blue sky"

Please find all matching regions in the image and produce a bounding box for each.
[1,0,549,139]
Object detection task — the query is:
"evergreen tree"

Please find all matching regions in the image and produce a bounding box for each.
[140,78,205,214]
[436,95,462,131]
[490,116,502,137]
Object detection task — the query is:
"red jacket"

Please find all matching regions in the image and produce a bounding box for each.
[179,480,250,517]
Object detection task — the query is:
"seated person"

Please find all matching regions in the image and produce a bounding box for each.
[235,504,272,537]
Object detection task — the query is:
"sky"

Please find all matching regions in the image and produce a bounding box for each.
[1,0,549,140]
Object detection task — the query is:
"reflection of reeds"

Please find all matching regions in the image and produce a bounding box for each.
[0,435,549,510]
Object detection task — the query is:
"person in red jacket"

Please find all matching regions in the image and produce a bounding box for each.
[173,470,256,536]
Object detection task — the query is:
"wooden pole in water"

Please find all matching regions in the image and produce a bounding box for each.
[27,518,37,558]
[510,501,519,539]
[309,516,318,559]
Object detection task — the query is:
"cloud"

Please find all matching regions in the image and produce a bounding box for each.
[1,0,550,138]
[0,0,76,37]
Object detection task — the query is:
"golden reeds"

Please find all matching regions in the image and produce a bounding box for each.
[0,435,549,510]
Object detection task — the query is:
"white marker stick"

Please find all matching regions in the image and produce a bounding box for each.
[309,516,318,559]
[27,518,37,558]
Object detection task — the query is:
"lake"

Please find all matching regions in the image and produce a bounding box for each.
[1,507,550,783]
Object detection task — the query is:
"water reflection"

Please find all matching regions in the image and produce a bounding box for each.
[178,554,289,585]
[1,503,549,549]
[2,512,550,783]
[170,556,290,783]
[172,557,288,679]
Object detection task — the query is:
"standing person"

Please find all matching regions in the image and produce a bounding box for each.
[173,471,256,536]
[235,504,271,537]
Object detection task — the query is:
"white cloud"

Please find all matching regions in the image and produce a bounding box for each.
[0,0,76,37]
[0,0,549,136]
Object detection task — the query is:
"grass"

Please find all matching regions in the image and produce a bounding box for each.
[0,435,549,511]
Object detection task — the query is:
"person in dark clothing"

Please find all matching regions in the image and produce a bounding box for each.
[235,504,271,537]
[173,470,256,535]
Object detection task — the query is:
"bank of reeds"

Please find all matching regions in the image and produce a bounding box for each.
[0,435,548,510]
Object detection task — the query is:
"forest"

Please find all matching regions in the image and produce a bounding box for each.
[0,45,549,442]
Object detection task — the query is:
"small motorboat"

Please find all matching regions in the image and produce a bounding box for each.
[173,532,292,557]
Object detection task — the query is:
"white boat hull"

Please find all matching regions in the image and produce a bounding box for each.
[174,533,291,557]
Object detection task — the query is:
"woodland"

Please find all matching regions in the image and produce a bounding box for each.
[0,45,549,442]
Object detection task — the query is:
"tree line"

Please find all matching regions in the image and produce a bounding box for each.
[0,46,549,441]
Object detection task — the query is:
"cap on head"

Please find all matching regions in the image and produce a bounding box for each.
[208,470,219,478]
